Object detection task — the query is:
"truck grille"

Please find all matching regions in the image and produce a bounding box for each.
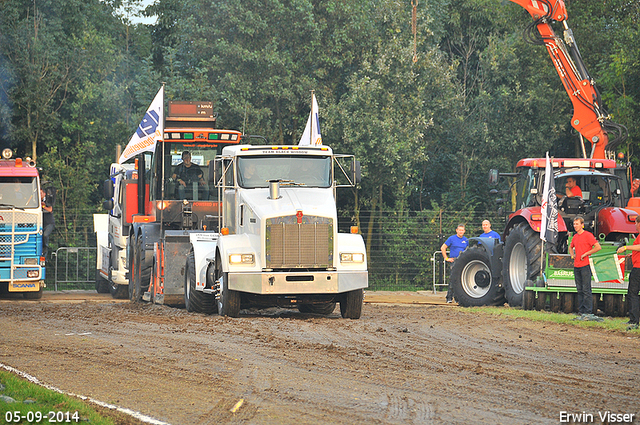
[266,216,333,268]
[0,210,40,258]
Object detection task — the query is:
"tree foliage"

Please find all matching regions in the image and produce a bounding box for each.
[0,0,639,254]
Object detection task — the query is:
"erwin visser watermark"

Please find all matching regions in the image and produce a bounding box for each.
[560,411,635,423]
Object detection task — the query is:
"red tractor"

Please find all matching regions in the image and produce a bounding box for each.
[450,0,635,313]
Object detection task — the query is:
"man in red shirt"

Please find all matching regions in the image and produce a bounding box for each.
[569,216,601,320]
[557,176,582,199]
[616,216,640,330]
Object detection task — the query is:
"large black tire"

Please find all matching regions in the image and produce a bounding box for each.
[129,235,144,302]
[215,252,240,317]
[95,270,110,293]
[298,302,336,315]
[109,281,128,299]
[340,289,364,319]
[184,250,216,314]
[503,223,542,307]
[23,288,43,299]
[450,247,504,307]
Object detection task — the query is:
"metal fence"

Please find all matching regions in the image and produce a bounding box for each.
[46,209,504,293]
[50,247,97,291]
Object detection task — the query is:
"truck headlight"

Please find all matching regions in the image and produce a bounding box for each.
[229,254,255,264]
[27,270,40,278]
[24,258,38,265]
[340,253,365,263]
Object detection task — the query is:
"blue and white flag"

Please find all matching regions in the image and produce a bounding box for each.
[540,152,558,244]
[119,86,164,163]
[298,92,322,146]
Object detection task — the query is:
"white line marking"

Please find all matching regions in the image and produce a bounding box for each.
[0,363,171,425]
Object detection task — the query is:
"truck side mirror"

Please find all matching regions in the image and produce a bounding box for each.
[353,160,362,184]
[103,199,114,211]
[103,179,114,199]
[489,169,499,185]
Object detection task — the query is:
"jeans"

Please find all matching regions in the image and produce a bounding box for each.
[574,265,593,314]
[628,268,640,324]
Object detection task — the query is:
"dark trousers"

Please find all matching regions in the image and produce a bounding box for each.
[628,268,640,324]
[446,261,454,300]
[574,265,593,314]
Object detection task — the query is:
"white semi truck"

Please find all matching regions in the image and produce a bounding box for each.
[184,144,368,318]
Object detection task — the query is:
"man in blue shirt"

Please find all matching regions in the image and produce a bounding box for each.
[441,224,469,303]
[479,220,501,242]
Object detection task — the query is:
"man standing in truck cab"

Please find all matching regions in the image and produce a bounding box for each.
[569,216,602,321]
[441,224,468,303]
[172,151,205,199]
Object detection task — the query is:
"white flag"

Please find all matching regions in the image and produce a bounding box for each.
[298,92,322,146]
[119,86,164,163]
[540,152,558,243]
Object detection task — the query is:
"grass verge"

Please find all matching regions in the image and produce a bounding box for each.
[466,306,640,333]
[0,370,143,424]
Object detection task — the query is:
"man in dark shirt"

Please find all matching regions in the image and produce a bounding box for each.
[172,151,204,199]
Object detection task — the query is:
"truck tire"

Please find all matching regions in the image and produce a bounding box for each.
[215,252,240,317]
[340,289,363,319]
[184,250,216,314]
[503,223,542,307]
[23,288,43,299]
[450,247,504,307]
[95,270,110,293]
[109,282,128,299]
[129,235,144,302]
[298,302,336,315]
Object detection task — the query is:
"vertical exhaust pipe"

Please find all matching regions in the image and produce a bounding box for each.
[269,180,281,200]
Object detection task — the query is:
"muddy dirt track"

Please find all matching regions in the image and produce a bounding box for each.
[0,291,639,425]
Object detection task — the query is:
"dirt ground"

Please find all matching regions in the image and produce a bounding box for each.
[0,291,639,425]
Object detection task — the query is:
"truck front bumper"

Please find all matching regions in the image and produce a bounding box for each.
[228,270,367,295]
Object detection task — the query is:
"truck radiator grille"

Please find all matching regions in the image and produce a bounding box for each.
[266,216,333,268]
[0,210,40,258]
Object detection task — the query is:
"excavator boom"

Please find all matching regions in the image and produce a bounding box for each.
[509,0,625,158]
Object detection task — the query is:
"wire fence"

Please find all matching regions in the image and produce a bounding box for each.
[46,209,505,292]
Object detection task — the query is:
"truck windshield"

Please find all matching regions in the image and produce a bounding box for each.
[0,177,39,208]
[237,156,331,189]
[158,142,224,200]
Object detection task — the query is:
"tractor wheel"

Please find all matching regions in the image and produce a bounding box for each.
[561,292,576,313]
[95,270,110,293]
[340,289,364,319]
[184,250,216,314]
[216,252,240,317]
[503,223,542,307]
[299,302,336,315]
[450,247,504,307]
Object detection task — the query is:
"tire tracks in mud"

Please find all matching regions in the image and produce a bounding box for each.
[1,300,639,424]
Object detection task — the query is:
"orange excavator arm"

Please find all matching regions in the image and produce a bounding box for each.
[508,0,626,159]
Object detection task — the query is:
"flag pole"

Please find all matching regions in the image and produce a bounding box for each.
[310,90,314,146]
